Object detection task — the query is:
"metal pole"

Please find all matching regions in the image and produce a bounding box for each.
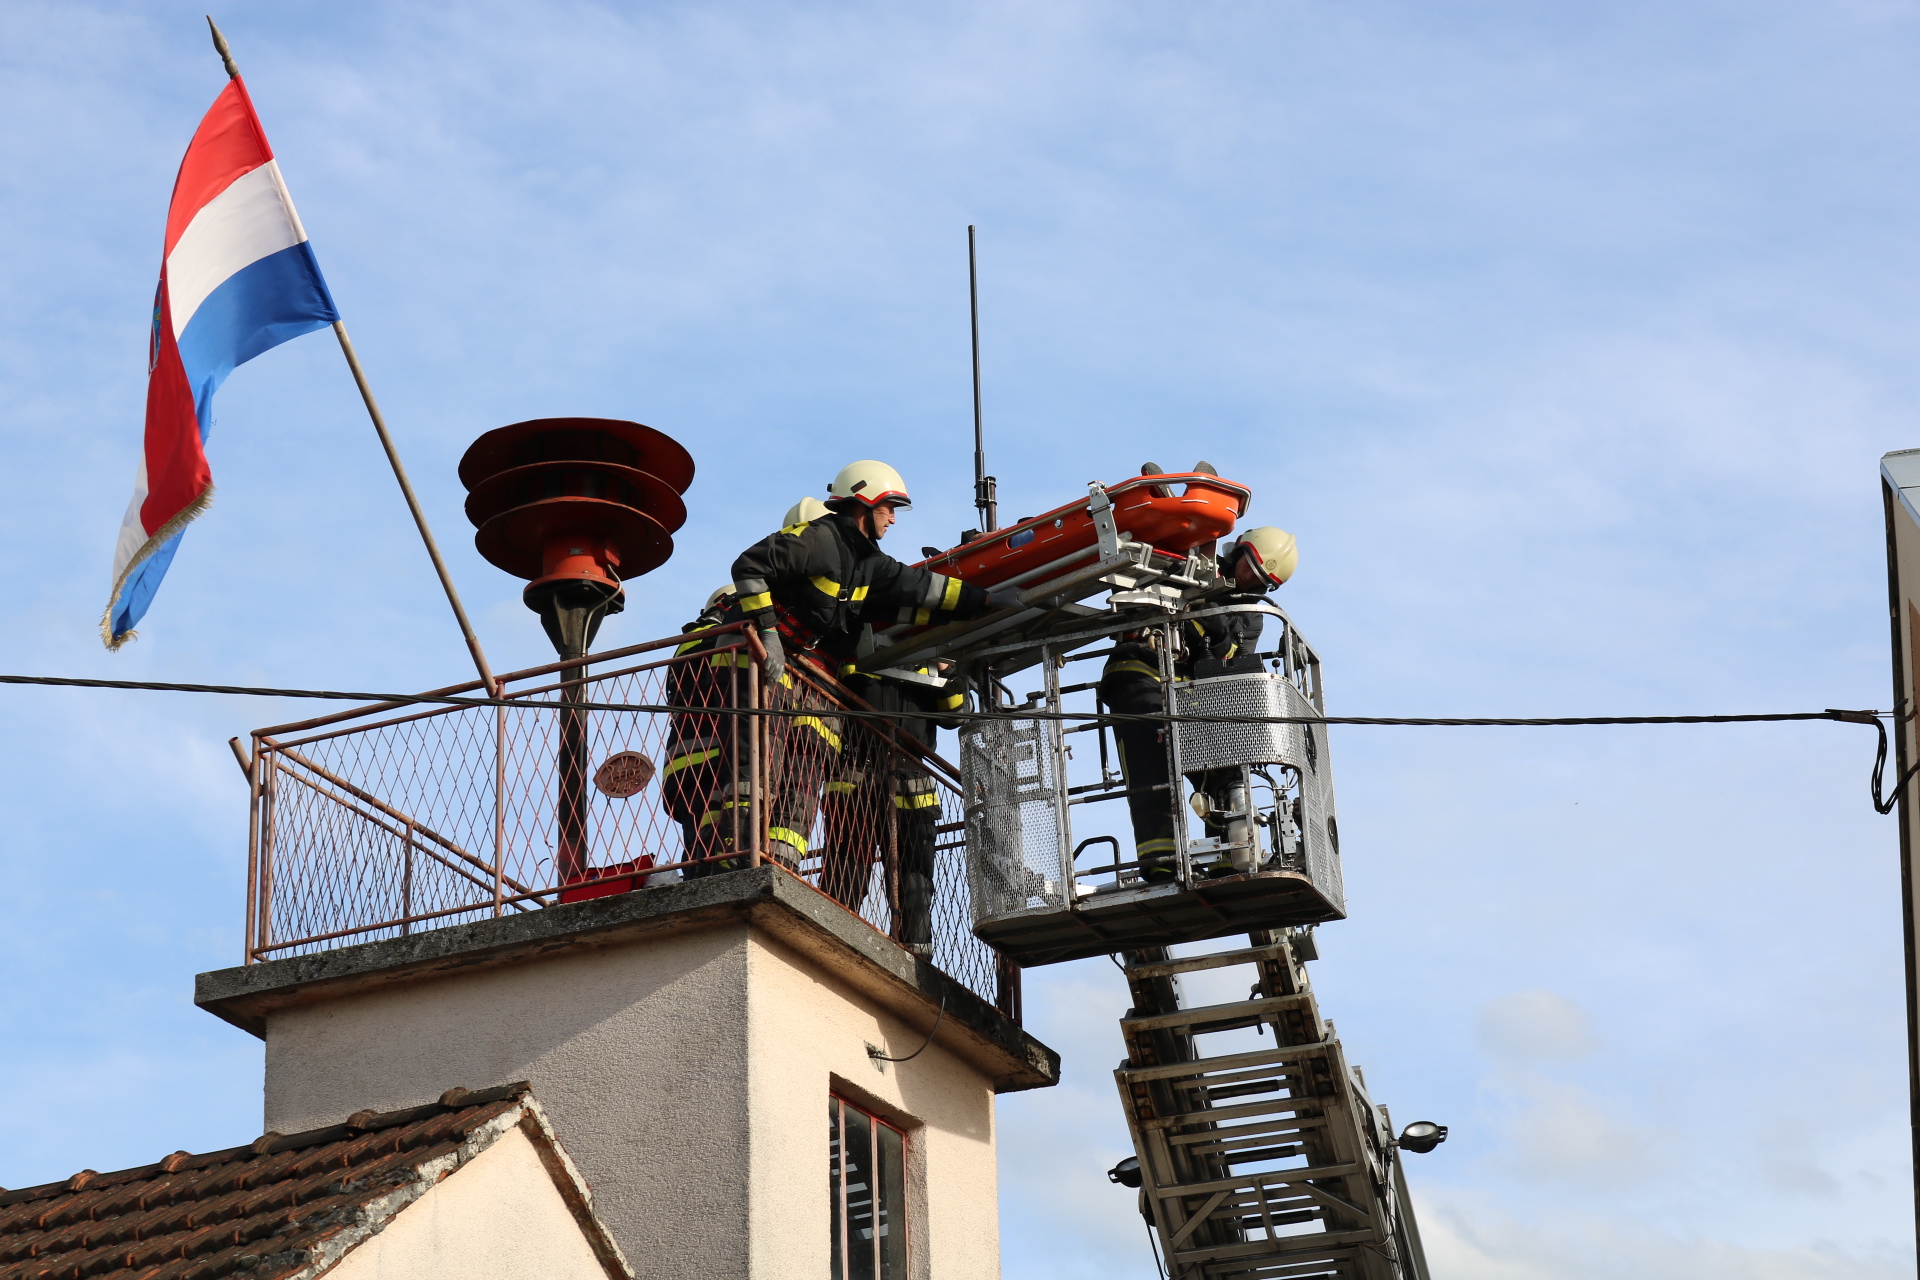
[729,660,744,864]
[748,653,764,868]
[332,322,499,696]
[494,702,507,916]
[885,751,901,932]
[556,661,590,885]
[258,751,277,953]
[968,226,997,532]
[401,820,415,937]
[1044,644,1073,901]
[1160,620,1190,885]
[243,733,260,962]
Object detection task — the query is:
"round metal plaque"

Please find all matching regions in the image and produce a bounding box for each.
[593,750,656,799]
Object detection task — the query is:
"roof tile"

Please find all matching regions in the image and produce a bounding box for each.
[0,1084,532,1280]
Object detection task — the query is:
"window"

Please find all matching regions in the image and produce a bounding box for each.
[829,1095,907,1279]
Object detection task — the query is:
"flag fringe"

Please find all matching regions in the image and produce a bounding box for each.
[99,482,215,651]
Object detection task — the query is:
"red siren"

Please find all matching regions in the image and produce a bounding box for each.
[460,417,694,659]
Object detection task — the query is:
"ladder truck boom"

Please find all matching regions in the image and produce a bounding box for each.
[903,464,1443,1279]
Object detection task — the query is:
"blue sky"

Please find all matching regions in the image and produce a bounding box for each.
[1,2,1916,1275]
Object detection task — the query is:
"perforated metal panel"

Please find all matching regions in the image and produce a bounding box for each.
[1175,673,1344,915]
[1298,717,1345,913]
[960,716,1071,923]
[1174,673,1306,773]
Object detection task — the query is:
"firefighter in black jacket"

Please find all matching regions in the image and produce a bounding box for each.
[726,460,1017,868]
[1099,526,1298,882]
[663,586,744,875]
[671,503,843,876]
[821,664,968,956]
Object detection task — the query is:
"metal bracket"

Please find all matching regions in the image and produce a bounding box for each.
[867,667,949,688]
[1087,481,1121,559]
[1109,582,1185,611]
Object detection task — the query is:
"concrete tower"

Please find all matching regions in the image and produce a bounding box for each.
[197,869,1059,1279]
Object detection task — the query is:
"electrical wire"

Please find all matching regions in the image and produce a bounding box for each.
[0,673,1905,810]
[1863,711,1920,814]
[867,991,947,1063]
[0,671,1885,728]
[1144,1217,1168,1280]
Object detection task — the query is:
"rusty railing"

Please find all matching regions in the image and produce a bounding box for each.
[241,624,1016,1020]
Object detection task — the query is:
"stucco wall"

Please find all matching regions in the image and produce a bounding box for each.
[265,927,751,1277]
[746,929,1000,1280]
[262,916,1002,1278]
[325,1126,611,1280]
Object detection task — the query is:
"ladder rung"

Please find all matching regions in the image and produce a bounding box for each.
[1223,1143,1303,1163]
[1122,992,1313,1032]
[1119,1042,1323,1083]
[1149,1158,1361,1197]
[1124,940,1293,979]
[1169,1117,1326,1148]
[1182,1188,1321,1215]
[1212,1257,1357,1280]
[1228,1206,1319,1228]
[1169,1225,1380,1263]
[1139,1092,1334,1132]
[1210,1079,1282,1100]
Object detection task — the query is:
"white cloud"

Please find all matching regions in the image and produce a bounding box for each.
[1420,1188,1911,1280]
[1476,989,1600,1064]
[1489,1074,1652,1185]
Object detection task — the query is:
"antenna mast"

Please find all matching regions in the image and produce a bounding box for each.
[968,225,997,532]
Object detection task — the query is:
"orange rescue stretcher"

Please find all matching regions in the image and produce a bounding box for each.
[912,471,1252,587]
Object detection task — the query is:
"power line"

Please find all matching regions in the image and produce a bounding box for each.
[0,671,1888,728]
[0,671,1907,811]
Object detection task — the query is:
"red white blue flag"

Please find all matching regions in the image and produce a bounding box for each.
[103,76,337,649]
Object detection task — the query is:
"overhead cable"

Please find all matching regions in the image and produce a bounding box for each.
[0,672,1905,812]
[0,672,1886,727]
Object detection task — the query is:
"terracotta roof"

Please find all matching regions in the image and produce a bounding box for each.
[0,1082,628,1280]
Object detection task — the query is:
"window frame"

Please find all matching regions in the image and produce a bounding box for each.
[829,1092,910,1280]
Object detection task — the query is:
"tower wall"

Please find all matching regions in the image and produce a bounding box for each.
[198,869,1057,1280]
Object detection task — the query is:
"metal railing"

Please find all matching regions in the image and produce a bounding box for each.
[241,624,1016,1020]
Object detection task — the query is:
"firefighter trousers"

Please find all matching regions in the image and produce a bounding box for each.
[820,762,938,949]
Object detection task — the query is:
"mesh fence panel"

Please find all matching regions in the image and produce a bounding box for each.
[959,715,1069,922]
[251,640,1008,1016]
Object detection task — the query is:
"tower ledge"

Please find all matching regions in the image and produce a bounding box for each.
[195,865,1058,1094]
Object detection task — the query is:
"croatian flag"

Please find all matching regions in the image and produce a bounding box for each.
[103,75,338,649]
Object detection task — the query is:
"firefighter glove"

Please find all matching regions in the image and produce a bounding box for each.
[986,586,1024,611]
[760,627,786,687]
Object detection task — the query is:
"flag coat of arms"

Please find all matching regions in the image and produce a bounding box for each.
[104,75,338,648]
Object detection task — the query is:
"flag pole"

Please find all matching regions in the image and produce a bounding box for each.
[329,322,501,697]
[206,17,500,697]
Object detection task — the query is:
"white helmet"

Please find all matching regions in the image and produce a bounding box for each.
[782,496,831,528]
[704,585,736,610]
[826,460,911,510]
[1228,526,1297,587]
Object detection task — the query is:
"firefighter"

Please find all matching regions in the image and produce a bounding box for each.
[782,495,830,527]
[820,663,968,956]
[726,461,1017,868]
[1186,526,1299,847]
[678,499,845,876]
[1099,524,1297,883]
[1100,629,1178,881]
[662,586,747,877]
[1189,526,1297,668]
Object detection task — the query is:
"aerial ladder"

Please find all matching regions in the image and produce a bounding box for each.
[1113,931,1433,1279]
[861,468,1444,1279]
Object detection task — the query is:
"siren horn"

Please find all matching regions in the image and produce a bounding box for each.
[460,417,694,661]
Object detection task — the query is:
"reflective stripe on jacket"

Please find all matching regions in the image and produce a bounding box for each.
[730,513,988,658]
